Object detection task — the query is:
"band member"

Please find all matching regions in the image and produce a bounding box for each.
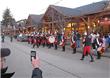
[47,35,51,49]
[94,34,104,59]
[71,32,77,54]
[80,34,94,62]
[28,36,32,44]
[41,35,46,47]
[45,35,49,47]
[33,37,37,48]
[36,35,40,48]
[60,33,66,51]
[28,36,30,44]
[48,34,55,49]
[31,36,34,45]
[91,32,97,55]
[54,35,58,50]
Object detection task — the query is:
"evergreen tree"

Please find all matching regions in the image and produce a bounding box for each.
[1,8,13,27]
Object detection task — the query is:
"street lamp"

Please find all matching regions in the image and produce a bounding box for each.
[98,20,100,24]
[88,26,90,29]
[63,28,65,31]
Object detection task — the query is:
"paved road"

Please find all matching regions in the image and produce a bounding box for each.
[1,37,110,78]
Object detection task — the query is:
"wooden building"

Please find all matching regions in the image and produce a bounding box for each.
[75,0,110,34]
[16,19,27,34]
[41,5,80,36]
[41,0,110,37]
[25,14,43,34]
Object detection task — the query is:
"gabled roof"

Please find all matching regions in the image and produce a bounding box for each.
[50,5,81,17]
[76,0,109,16]
[49,0,109,17]
[16,19,26,28]
[29,14,43,25]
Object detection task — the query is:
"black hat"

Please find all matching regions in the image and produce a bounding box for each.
[1,48,10,57]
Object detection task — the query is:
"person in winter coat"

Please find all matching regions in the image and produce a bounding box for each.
[1,33,5,43]
[31,53,43,78]
[76,31,81,48]
[1,48,15,78]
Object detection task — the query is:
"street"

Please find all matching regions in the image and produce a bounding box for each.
[1,37,110,78]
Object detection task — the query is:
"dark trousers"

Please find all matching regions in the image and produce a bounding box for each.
[2,38,4,42]
[10,38,13,42]
[48,43,52,48]
[62,46,65,51]
[97,51,101,59]
[37,43,39,48]
[42,43,45,47]
[81,53,94,61]
[73,48,76,54]
[54,44,57,50]
[33,44,36,48]
[32,68,42,78]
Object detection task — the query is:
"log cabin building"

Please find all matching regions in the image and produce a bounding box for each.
[15,0,110,38]
[25,14,43,34]
[16,19,27,34]
[41,0,110,37]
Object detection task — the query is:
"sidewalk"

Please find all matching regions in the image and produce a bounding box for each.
[64,45,110,58]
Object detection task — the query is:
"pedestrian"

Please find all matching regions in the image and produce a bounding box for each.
[80,34,94,62]
[108,33,110,47]
[104,35,109,51]
[1,33,5,43]
[31,53,43,78]
[76,31,81,48]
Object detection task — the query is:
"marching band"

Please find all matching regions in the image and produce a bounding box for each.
[26,30,109,62]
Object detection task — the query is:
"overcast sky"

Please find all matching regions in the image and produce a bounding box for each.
[0,0,103,21]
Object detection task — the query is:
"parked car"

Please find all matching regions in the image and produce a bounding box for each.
[17,34,28,42]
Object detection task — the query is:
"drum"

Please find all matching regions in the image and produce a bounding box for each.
[59,41,63,46]
[48,36,55,43]
[71,43,76,48]
[97,47,105,55]
[59,41,64,46]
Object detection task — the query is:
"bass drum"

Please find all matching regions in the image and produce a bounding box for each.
[48,36,55,43]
